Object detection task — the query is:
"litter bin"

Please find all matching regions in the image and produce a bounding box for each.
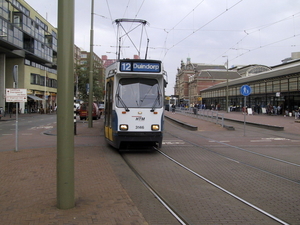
[193,108,197,114]
[0,107,3,119]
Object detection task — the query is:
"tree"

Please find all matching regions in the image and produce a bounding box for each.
[75,65,104,102]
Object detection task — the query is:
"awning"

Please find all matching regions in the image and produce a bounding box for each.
[27,94,44,101]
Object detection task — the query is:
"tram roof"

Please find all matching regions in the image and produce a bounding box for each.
[201,61,300,91]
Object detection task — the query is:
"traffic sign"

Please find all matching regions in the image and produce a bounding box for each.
[240,85,252,96]
[6,88,27,102]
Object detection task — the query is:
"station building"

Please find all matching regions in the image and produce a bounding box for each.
[200,58,300,114]
[175,54,300,115]
[174,57,241,106]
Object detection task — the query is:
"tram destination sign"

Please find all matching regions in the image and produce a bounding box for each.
[120,61,161,73]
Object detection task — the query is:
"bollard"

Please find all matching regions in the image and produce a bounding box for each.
[74,111,77,135]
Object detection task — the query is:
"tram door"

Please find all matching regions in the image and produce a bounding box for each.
[105,78,114,141]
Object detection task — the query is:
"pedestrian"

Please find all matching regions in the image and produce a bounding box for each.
[171,104,176,114]
[277,105,281,115]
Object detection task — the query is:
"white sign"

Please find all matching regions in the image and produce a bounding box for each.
[6,88,27,102]
[247,108,253,115]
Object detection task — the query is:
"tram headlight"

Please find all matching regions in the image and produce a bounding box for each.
[151,124,159,131]
[120,124,128,130]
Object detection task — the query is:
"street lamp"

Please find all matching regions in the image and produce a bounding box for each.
[88,0,94,128]
[222,56,229,113]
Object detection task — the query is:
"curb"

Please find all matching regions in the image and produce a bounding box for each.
[165,115,198,131]
[222,118,284,131]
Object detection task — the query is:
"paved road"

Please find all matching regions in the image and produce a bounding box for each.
[1,111,299,224]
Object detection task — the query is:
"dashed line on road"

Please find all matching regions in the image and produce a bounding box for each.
[29,126,53,130]
[163,141,186,145]
[250,140,272,142]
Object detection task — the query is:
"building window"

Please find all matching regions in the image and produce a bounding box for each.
[266,81,272,93]
[0,0,9,20]
[0,18,8,37]
[30,73,39,85]
[273,80,280,92]
[289,78,297,91]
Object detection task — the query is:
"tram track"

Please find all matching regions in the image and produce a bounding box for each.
[117,119,299,224]
[121,144,297,225]
[165,120,300,185]
[155,147,289,225]
[121,145,291,225]
[121,153,189,225]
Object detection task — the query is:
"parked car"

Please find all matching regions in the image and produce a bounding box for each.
[79,103,100,120]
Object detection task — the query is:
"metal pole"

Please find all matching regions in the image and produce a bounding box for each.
[45,70,47,113]
[14,65,18,152]
[15,102,18,152]
[244,96,246,136]
[226,58,229,113]
[88,0,94,128]
[223,56,229,113]
[57,0,75,209]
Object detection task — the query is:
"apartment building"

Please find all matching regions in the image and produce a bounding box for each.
[0,0,57,113]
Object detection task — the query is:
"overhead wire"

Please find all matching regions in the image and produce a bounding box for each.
[230,33,300,62]
[212,11,300,64]
[105,0,118,58]
[160,0,205,60]
[162,0,244,60]
[244,12,300,35]
[103,1,299,65]
[123,0,131,18]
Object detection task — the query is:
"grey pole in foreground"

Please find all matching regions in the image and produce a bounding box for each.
[57,0,75,209]
[88,0,94,128]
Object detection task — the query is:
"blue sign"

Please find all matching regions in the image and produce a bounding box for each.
[120,62,161,73]
[240,85,252,96]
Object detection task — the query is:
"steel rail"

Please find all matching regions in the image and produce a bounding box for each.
[121,153,189,225]
[156,148,289,225]
[165,123,300,184]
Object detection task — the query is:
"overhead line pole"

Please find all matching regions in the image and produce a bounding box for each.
[223,56,229,113]
[57,0,75,209]
[88,0,94,128]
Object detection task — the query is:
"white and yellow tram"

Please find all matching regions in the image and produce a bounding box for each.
[104,59,168,149]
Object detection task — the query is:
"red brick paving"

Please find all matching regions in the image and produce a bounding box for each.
[0,117,148,225]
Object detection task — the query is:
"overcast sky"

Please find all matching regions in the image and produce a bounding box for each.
[25,0,300,95]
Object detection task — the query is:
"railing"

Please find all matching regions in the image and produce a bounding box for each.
[175,107,225,127]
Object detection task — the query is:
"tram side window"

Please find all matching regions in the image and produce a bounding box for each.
[116,78,162,108]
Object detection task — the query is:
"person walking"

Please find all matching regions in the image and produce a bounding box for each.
[171,104,176,114]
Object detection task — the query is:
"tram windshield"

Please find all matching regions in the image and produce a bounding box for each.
[116,78,162,109]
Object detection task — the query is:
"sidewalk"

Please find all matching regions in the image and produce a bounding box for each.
[0,117,148,225]
[165,109,300,135]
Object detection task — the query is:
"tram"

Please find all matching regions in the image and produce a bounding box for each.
[104,59,168,149]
